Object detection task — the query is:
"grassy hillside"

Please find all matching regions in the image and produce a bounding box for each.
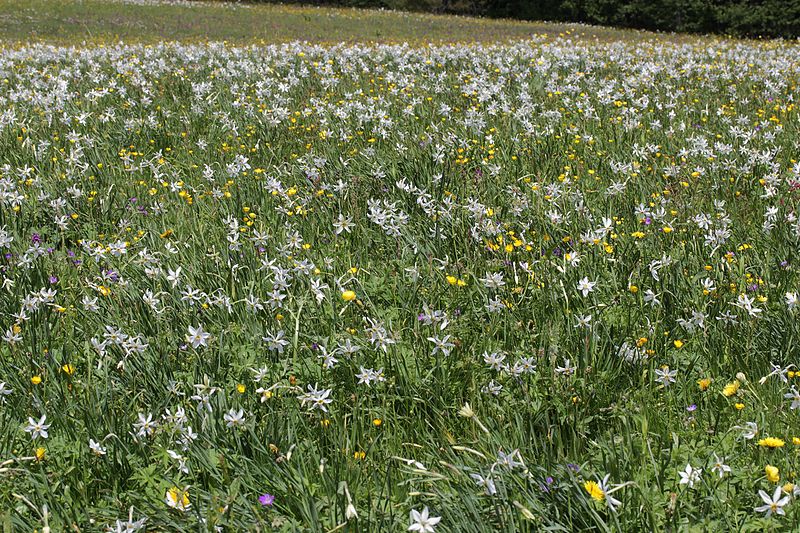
[0,0,654,44]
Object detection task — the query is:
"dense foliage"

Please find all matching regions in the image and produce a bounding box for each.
[2,27,800,532]
[273,0,800,38]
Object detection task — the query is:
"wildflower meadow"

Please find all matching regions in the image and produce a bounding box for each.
[1,2,800,531]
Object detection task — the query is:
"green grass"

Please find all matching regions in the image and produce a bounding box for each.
[0,0,656,44]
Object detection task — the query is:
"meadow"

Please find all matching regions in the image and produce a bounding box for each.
[1,1,800,531]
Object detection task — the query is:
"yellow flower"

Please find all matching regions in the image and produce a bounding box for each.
[697,378,711,391]
[722,380,740,397]
[373,418,382,427]
[583,480,605,502]
[629,285,639,294]
[766,465,780,483]
[62,364,75,375]
[735,402,744,410]
[793,437,800,446]
[31,375,42,385]
[236,384,245,394]
[783,483,795,494]
[165,487,191,511]
[759,437,786,449]
[35,447,46,461]
[673,340,684,349]
[341,290,356,302]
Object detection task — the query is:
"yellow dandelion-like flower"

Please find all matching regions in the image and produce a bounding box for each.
[583,480,605,502]
[759,437,785,449]
[722,380,740,397]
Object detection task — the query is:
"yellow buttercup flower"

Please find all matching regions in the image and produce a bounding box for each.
[341,290,356,302]
[165,487,191,511]
[765,465,780,483]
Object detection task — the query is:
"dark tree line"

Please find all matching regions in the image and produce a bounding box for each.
[266,0,800,38]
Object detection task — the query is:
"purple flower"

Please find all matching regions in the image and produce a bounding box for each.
[258,493,275,506]
[686,404,697,412]
[31,233,41,244]
[49,275,58,285]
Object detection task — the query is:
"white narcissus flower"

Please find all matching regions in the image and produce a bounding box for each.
[755,486,789,518]
[408,506,441,533]
[224,408,245,428]
[24,415,50,440]
[678,464,701,488]
[710,454,731,478]
[186,324,210,349]
[784,387,800,410]
[576,277,596,297]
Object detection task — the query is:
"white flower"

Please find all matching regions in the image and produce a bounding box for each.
[298,384,333,412]
[470,473,497,495]
[710,454,730,478]
[133,412,157,437]
[24,415,50,440]
[408,506,441,533]
[596,474,624,511]
[654,365,677,387]
[738,421,759,440]
[186,324,210,349]
[574,314,592,328]
[755,486,790,517]
[89,438,107,456]
[678,464,701,488]
[786,291,798,311]
[0,381,12,402]
[576,277,596,297]
[480,272,505,290]
[784,387,800,410]
[223,408,245,428]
